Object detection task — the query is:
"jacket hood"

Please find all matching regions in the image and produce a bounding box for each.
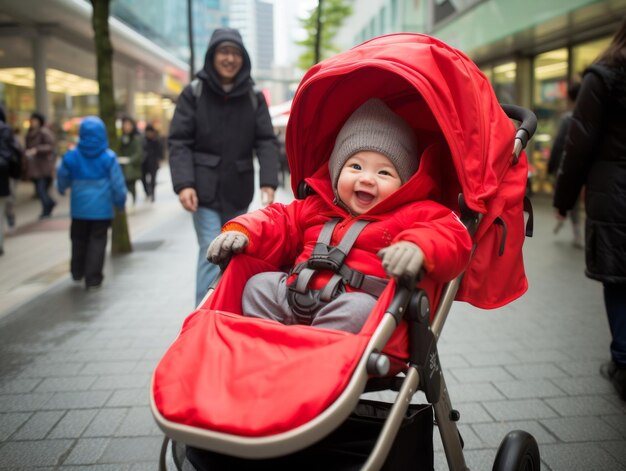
[587,63,626,110]
[200,28,253,97]
[77,116,109,158]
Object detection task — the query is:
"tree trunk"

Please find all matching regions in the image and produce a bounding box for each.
[91,0,132,254]
[314,0,323,64]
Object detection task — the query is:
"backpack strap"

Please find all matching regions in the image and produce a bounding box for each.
[191,78,202,100]
[191,78,261,112]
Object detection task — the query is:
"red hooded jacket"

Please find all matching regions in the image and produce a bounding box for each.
[224,160,472,294]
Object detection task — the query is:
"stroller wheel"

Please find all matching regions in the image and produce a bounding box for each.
[492,430,540,471]
[159,436,192,471]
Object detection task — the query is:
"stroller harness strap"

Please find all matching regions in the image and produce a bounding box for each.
[287,218,388,323]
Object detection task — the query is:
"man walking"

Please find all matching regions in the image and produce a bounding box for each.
[169,28,279,306]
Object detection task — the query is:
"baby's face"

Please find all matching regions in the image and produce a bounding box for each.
[336,151,402,215]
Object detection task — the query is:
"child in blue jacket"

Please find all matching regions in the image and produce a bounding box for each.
[57,116,127,289]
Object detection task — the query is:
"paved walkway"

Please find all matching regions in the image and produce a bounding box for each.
[0,170,624,470]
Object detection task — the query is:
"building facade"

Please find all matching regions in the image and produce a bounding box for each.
[335,0,626,194]
[0,0,191,155]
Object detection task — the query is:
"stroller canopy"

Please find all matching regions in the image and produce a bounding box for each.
[286,33,530,308]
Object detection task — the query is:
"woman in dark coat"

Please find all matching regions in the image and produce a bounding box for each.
[553,17,626,401]
[119,116,142,204]
[25,112,56,218]
[141,124,163,201]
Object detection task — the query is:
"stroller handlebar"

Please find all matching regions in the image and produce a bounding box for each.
[501,104,537,164]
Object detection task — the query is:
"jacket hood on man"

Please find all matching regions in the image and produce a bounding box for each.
[78,116,109,159]
[200,27,253,97]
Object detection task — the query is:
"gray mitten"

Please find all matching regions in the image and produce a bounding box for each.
[207,231,249,265]
[378,241,424,285]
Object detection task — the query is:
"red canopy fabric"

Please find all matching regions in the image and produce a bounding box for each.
[286,33,529,308]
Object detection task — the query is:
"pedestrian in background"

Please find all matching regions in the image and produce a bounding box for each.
[0,105,21,256]
[548,81,583,248]
[25,111,56,218]
[142,124,163,202]
[553,17,626,401]
[119,115,142,205]
[56,116,127,290]
[168,27,279,306]
[4,126,23,229]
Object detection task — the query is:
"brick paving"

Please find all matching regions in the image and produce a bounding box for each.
[0,172,625,469]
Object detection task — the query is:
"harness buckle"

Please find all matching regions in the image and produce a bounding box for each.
[308,244,346,271]
[347,270,364,289]
[286,276,346,324]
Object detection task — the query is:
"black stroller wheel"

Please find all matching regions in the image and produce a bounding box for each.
[492,430,540,471]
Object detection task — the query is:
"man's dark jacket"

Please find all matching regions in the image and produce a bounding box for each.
[553,63,626,283]
[168,28,278,214]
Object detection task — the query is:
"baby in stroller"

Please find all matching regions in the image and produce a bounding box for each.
[207,98,472,334]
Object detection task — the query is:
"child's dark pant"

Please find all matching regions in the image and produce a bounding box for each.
[70,219,111,287]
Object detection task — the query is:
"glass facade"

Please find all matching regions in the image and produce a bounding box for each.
[531,48,569,194]
[491,62,517,104]
[527,38,611,194]
[111,0,230,73]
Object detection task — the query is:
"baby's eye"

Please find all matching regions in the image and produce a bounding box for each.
[349,163,362,170]
[378,170,392,176]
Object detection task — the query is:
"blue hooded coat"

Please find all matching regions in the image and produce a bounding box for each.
[57,117,127,219]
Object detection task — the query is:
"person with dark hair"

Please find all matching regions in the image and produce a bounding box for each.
[553,17,626,401]
[141,124,163,201]
[169,27,279,306]
[119,116,142,205]
[548,81,582,247]
[0,105,21,255]
[25,111,56,218]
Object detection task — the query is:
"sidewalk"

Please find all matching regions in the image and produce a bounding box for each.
[0,172,181,320]
[0,176,624,470]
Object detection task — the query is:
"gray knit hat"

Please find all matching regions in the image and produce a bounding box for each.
[328,98,419,188]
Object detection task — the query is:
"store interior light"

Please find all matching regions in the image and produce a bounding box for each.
[0,67,99,96]
[535,61,567,79]
[494,62,516,74]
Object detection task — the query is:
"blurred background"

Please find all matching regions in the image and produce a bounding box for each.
[1,0,625,199]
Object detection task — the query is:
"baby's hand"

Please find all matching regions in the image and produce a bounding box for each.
[378,241,424,286]
[207,231,249,265]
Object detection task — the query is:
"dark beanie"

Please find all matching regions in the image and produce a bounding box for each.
[328,99,419,188]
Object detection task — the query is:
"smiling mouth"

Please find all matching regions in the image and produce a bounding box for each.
[355,191,375,205]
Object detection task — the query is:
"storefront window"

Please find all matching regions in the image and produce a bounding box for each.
[134,92,175,136]
[0,67,100,153]
[492,61,516,104]
[572,37,611,78]
[531,48,568,194]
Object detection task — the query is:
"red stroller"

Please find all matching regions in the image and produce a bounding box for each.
[151,33,539,470]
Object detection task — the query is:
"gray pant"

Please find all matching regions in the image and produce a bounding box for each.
[242,272,377,333]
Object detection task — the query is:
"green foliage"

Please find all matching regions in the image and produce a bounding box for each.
[296,0,352,71]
